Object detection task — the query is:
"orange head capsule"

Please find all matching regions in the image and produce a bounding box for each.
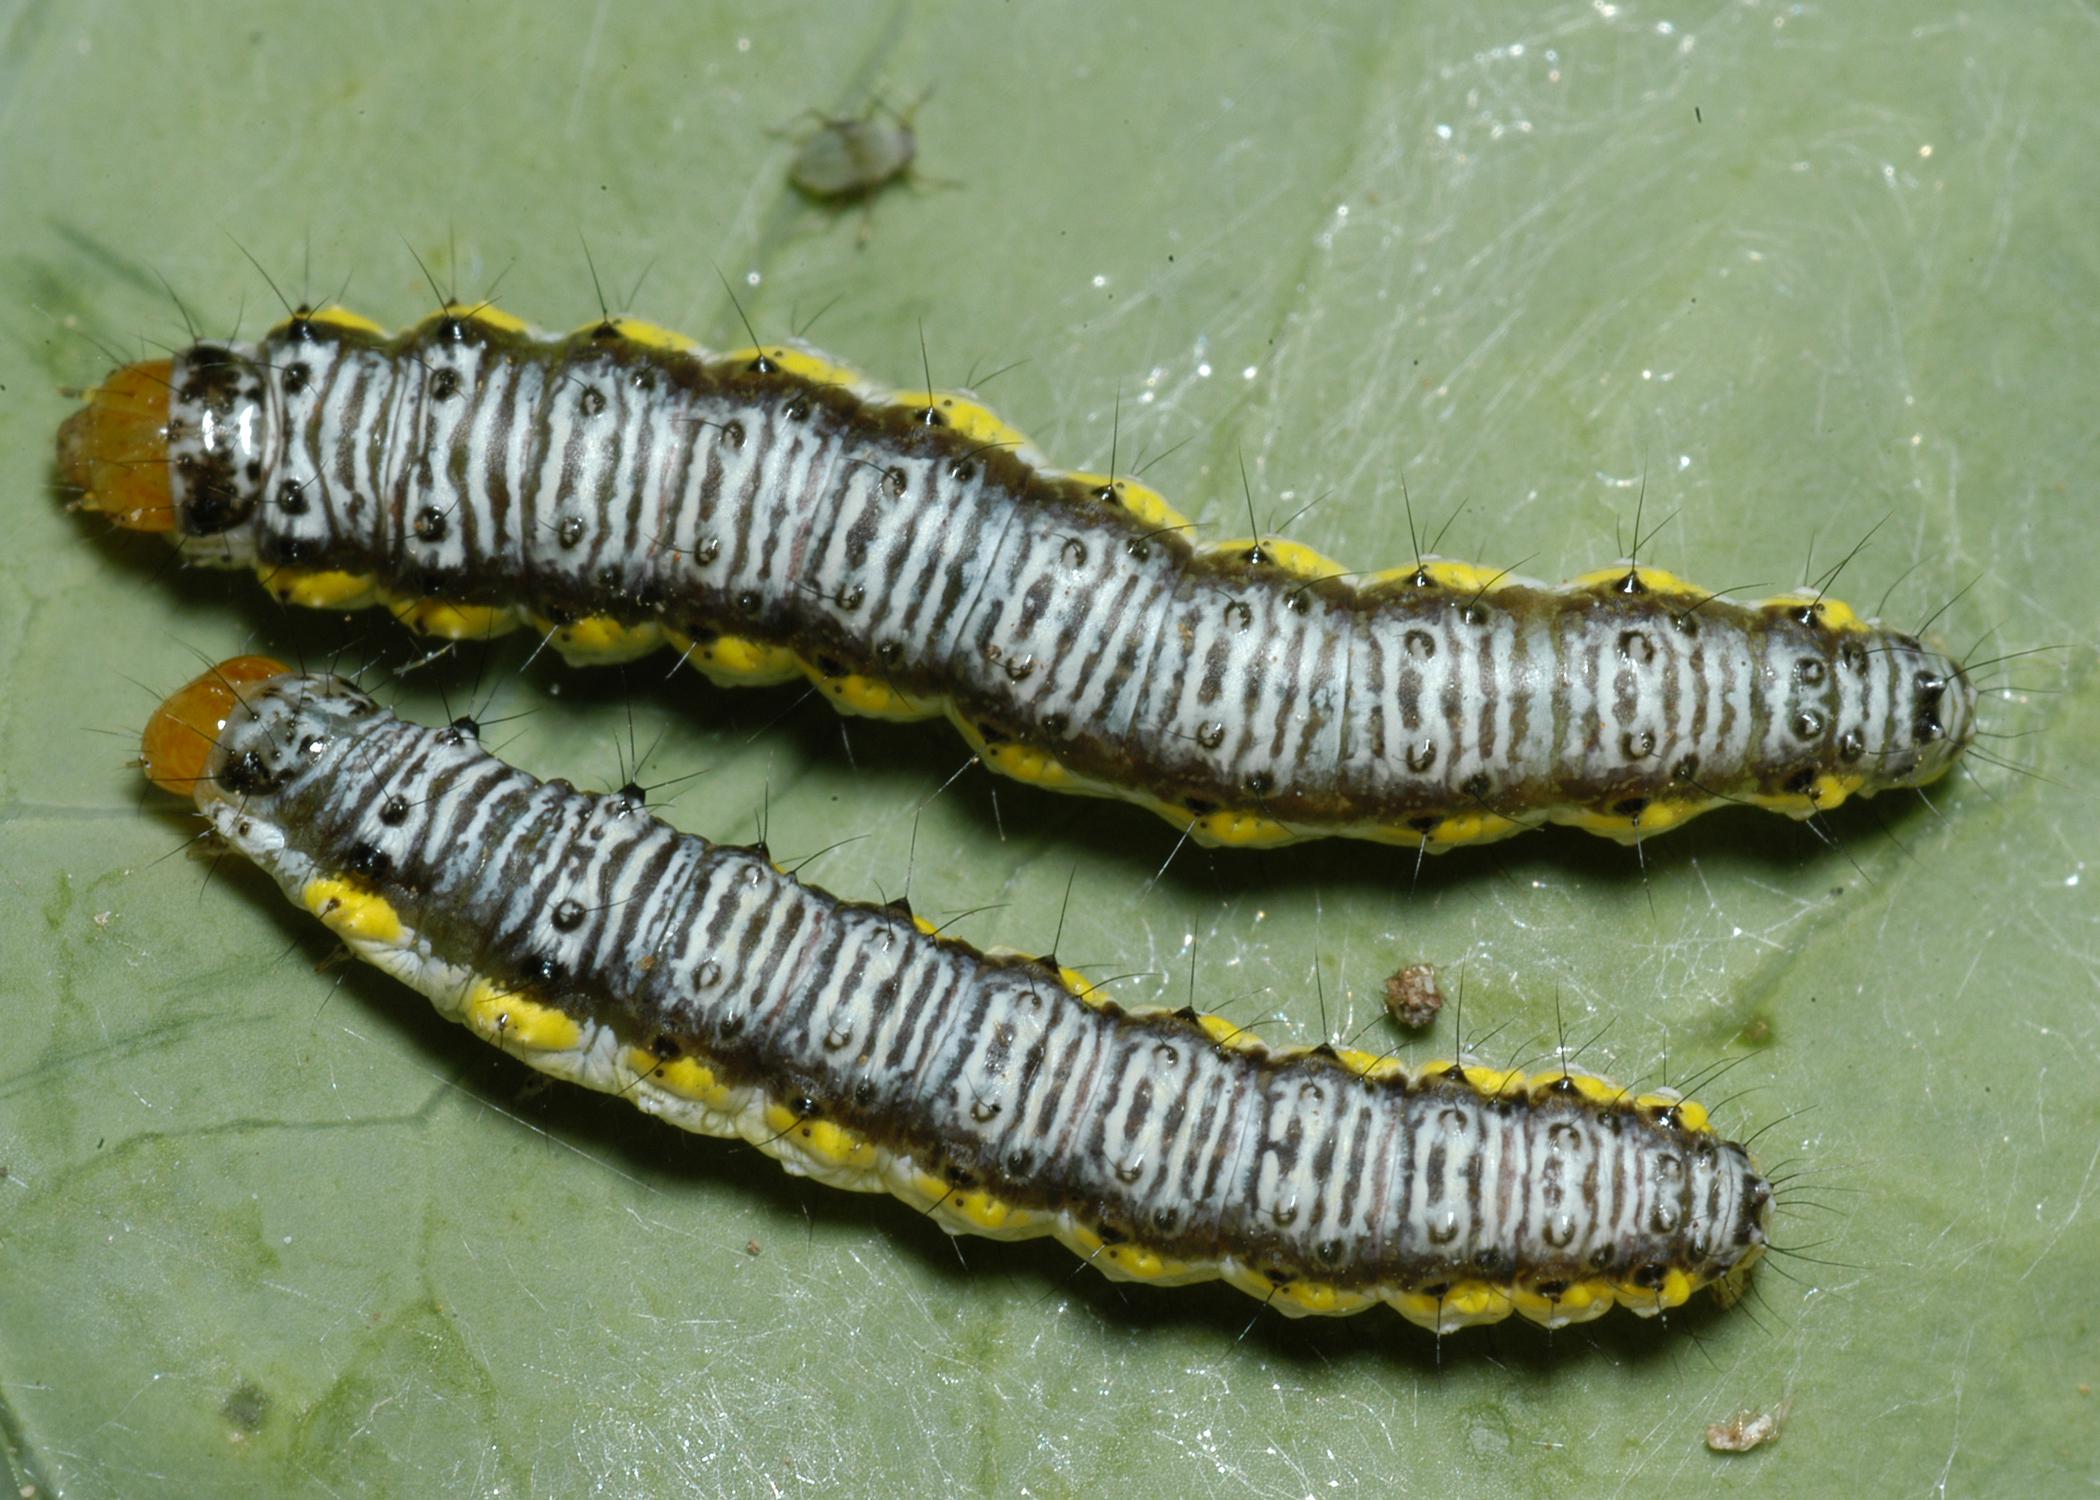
[57,360,177,533]
[141,656,289,797]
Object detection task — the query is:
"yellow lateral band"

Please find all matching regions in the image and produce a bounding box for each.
[1334,1046,1407,1080]
[608,317,697,353]
[385,596,518,641]
[459,304,531,335]
[1420,559,1512,594]
[1578,799,1701,838]
[1065,474,1194,534]
[1566,564,1703,598]
[262,567,378,610]
[1764,593,1867,631]
[1058,965,1102,1006]
[801,661,930,721]
[1183,807,1297,848]
[1276,1280,1377,1316]
[668,630,801,684]
[1461,1065,1525,1096]
[1631,1268,1696,1310]
[1195,1013,1264,1052]
[463,978,582,1051]
[951,1191,1035,1235]
[302,878,403,945]
[1632,1092,1712,1133]
[797,1119,880,1172]
[534,614,662,664]
[648,1054,738,1111]
[1112,478,1189,532]
[950,715,1091,795]
[1811,771,1866,808]
[978,739,1077,789]
[1426,809,1522,847]
[723,344,862,387]
[301,305,387,336]
[1529,1071,1623,1108]
[928,394,1031,448]
[1102,1242,1194,1281]
[1202,535,1346,582]
[1442,1281,1513,1320]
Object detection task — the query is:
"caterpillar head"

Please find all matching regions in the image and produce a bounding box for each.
[1771,616,1978,812]
[1865,633,1978,795]
[1730,1150,1774,1265]
[58,358,176,532]
[1704,1149,1773,1310]
[141,655,290,798]
[60,344,275,541]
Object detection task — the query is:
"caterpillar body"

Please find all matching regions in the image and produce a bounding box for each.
[142,658,1770,1335]
[65,304,1976,852]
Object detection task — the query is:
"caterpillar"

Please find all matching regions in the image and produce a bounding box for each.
[63,302,1977,852]
[140,657,1771,1336]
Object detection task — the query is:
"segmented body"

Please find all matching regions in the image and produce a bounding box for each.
[171,666,1770,1333]
[70,305,1976,850]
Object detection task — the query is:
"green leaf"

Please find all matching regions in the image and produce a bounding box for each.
[2,3,2093,1494]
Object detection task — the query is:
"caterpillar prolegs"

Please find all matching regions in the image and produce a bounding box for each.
[66,305,1977,852]
[141,658,1771,1335]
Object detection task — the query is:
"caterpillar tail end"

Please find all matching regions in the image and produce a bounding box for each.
[142,656,288,798]
[58,359,177,532]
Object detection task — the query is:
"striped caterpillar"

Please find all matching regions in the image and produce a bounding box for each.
[64,303,1977,852]
[141,657,1772,1335]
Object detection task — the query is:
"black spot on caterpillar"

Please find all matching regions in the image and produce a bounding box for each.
[63,304,1977,853]
[142,658,1773,1336]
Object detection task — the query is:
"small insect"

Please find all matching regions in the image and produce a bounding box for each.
[138,657,1775,1337]
[787,95,922,201]
[783,93,933,242]
[61,302,1978,854]
[1382,963,1445,1030]
[1706,1402,1789,1453]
